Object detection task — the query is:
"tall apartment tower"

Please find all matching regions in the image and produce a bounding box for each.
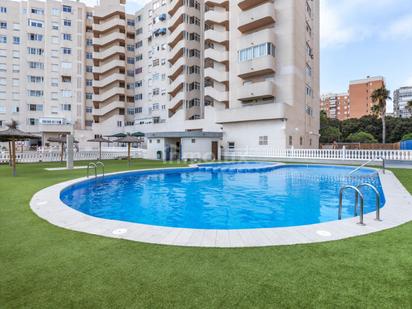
[92,0,136,136]
[0,0,90,143]
[393,86,412,118]
[135,0,320,150]
[348,76,385,119]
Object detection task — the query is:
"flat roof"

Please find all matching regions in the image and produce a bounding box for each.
[349,76,384,85]
[146,132,223,139]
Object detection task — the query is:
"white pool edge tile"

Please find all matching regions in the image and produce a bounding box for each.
[30,167,412,248]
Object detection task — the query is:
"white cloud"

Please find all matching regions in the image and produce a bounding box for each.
[320,1,358,48]
[405,76,412,86]
[383,15,412,39]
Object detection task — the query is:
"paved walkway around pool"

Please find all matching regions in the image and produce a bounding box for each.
[30,168,412,248]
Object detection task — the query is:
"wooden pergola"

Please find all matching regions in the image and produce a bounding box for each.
[0,121,39,176]
[47,135,79,162]
[114,135,141,166]
[87,137,112,160]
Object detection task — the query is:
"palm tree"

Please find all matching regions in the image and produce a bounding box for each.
[371,86,391,143]
[407,100,412,116]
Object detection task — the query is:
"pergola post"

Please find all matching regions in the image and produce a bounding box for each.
[8,141,12,167]
[66,135,74,170]
[12,138,16,177]
[128,143,131,166]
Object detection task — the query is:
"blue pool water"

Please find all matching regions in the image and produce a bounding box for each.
[60,164,385,230]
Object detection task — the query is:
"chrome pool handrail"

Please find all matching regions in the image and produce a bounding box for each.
[87,162,97,178]
[357,183,381,221]
[339,185,365,225]
[348,159,373,176]
[96,161,105,177]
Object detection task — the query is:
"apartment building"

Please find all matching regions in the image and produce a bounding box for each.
[0,0,135,145]
[348,76,385,119]
[321,76,385,120]
[0,0,320,157]
[320,93,350,120]
[393,86,412,118]
[135,0,320,159]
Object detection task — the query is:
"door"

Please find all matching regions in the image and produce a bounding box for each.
[211,141,218,160]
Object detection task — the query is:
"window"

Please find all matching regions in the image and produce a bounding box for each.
[62,33,72,41]
[0,21,6,29]
[28,19,43,28]
[61,90,72,98]
[13,37,20,45]
[259,136,268,146]
[86,107,93,113]
[63,19,71,27]
[0,35,7,43]
[300,136,303,146]
[27,47,44,55]
[28,33,43,41]
[61,104,71,111]
[228,142,235,150]
[62,47,72,55]
[0,7,7,13]
[31,8,44,15]
[85,93,92,100]
[289,136,293,146]
[62,5,72,13]
[28,62,44,70]
[238,43,275,62]
[12,51,19,58]
[27,90,44,97]
[52,8,60,16]
[51,78,59,87]
[117,121,122,127]
[61,62,72,69]
[13,23,20,31]
[86,66,93,73]
[86,52,92,59]
[86,79,92,86]
[86,39,92,46]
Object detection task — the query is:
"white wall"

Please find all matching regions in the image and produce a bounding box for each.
[222,120,286,150]
[181,138,220,161]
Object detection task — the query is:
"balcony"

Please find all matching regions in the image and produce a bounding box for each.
[238,0,269,11]
[93,101,125,117]
[205,67,229,83]
[205,48,229,64]
[205,87,229,103]
[238,55,276,79]
[93,60,125,75]
[216,102,288,124]
[93,73,125,88]
[205,9,228,26]
[238,2,275,33]
[238,81,275,101]
[93,32,125,46]
[204,29,229,46]
[93,86,125,102]
[93,45,125,60]
[94,18,125,33]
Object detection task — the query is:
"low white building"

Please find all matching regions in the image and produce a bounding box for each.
[145,132,223,161]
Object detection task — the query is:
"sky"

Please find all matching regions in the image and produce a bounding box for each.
[83,0,412,110]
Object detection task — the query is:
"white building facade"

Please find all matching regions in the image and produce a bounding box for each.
[134,0,320,159]
[0,0,320,159]
[394,86,412,118]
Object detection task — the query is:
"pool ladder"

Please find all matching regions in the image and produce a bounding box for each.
[338,183,381,225]
[87,162,105,178]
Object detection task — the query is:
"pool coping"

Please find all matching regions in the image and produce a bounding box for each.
[30,166,412,248]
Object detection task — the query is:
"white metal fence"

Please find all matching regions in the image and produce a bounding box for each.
[223,148,412,161]
[0,149,147,164]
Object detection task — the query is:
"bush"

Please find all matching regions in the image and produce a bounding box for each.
[402,133,412,141]
[347,131,378,143]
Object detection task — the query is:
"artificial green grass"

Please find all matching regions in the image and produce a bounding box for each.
[1,160,411,308]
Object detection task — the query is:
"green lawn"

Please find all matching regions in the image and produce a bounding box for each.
[1,160,412,308]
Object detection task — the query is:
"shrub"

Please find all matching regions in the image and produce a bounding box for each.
[401,133,412,141]
[347,131,378,143]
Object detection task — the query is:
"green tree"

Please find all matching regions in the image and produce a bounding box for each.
[407,100,412,115]
[402,133,412,141]
[371,86,391,143]
[347,131,378,143]
[320,127,342,143]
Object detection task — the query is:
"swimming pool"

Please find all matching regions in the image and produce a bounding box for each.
[60,164,385,230]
